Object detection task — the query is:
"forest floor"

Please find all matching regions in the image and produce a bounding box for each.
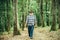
[0,27,60,40]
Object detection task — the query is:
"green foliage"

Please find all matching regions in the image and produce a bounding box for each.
[0,0,59,33]
[0,0,14,32]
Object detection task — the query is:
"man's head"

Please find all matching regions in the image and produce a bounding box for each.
[29,10,33,15]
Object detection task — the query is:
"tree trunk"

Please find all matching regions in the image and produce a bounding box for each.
[45,0,49,26]
[20,14,25,30]
[57,0,60,29]
[0,0,5,32]
[51,0,56,31]
[40,0,45,27]
[13,0,20,35]
[6,0,10,32]
[36,0,41,26]
[21,0,25,31]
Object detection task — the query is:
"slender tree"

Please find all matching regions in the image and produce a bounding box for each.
[0,0,5,32]
[51,0,56,31]
[6,0,10,32]
[21,0,25,31]
[57,0,60,29]
[40,0,45,27]
[45,0,49,26]
[36,0,41,26]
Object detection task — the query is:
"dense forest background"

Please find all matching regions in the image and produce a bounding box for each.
[0,0,60,40]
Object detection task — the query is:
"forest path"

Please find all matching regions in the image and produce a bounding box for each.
[8,28,49,40]
[7,27,60,40]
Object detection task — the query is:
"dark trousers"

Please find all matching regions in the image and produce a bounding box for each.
[28,25,34,38]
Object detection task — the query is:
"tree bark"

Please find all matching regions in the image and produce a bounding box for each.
[45,0,49,26]
[13,0,20,35]
[6,0,10,32]
[36,0,41,26]
[40,0,45,27]
[57,0,60,29]
[21,0,25,31]
[51,0,56,31]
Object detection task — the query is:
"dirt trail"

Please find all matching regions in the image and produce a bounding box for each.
[1,27,60,40]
